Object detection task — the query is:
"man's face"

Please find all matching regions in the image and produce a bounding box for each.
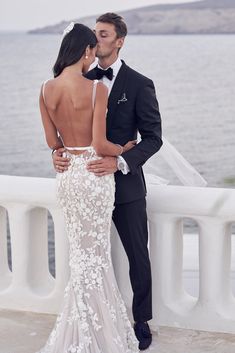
[94,22,124,59]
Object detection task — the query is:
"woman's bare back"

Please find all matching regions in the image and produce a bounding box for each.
[40,72,123,158]
[43,75,96,148]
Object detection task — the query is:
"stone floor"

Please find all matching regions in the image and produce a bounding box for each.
[0,309,235,353]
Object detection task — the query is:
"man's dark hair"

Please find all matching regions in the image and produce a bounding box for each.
[96,13,127,38]
[53,23,97,78]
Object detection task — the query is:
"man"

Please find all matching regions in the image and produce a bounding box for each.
[53,13,162,350]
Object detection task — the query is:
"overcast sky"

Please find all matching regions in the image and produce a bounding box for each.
[0,0,199,31]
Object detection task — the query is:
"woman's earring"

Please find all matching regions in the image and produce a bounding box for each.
[85,55,88,59]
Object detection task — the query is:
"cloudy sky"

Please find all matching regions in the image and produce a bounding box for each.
[0,0,199,31]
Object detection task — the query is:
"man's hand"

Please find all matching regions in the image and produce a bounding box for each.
[123,140,137,152]
[87,156,118,176]
[52,148,70,173]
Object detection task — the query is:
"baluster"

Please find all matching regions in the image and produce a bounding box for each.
[198,218,233,311]
[50,208,70,296]
[0,207,12,289]
[27,207,54,294]
[7,205,31,289]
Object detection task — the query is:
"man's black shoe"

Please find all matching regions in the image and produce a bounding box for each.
[134,321,152,350]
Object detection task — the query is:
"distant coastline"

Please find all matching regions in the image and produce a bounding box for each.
[28,0,235,35]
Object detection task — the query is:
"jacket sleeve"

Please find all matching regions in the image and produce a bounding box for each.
[121,79,163,174]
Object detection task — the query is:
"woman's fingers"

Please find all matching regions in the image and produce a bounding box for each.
[56,159,70,166]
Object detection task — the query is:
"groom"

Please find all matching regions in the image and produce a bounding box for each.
[53,13,162,350]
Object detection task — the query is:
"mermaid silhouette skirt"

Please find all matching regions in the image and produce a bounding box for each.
[36,148,139,353]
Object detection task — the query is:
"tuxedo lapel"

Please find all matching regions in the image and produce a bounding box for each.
[86,62,129,130]
[107,61,129,130]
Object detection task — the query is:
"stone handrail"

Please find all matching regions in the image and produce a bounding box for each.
[0,175,235,333]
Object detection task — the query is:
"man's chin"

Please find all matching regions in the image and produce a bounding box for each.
[96,51,105,59]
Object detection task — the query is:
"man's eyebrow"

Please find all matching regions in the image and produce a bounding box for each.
[96,30,110,34]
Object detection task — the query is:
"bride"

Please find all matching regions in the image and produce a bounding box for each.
[39,23,138,353]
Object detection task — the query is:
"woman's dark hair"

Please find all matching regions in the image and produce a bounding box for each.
[53,23,98,77]
[96,13,127,38]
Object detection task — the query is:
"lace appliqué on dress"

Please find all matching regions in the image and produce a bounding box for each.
[36,149,139,353]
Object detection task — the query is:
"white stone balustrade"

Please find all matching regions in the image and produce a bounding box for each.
[0,175,70,314]
[0,175,235,334]
[146,183,235,334]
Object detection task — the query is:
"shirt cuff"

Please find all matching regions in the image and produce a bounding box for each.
[117,156,130,175]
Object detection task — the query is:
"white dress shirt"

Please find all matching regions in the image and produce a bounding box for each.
[97,58,130,175]
[97,57,122,94]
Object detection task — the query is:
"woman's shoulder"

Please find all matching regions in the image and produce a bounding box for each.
[41,78,59,105]
[43,77,55,84]
[95,80,108,94]
[41,78,56,91]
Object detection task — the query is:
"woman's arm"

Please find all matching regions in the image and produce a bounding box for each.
[39,86,63,150]
[92,82,123,157]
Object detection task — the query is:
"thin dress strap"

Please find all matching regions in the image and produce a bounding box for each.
[42,79,50,104]
[92,80,98,110]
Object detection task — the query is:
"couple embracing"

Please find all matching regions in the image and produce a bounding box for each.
[39,12,162,353]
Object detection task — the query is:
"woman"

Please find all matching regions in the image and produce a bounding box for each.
[38,23,139,353]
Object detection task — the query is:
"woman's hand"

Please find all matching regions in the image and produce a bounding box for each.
[123,140,137,153]
[52,148,70,173]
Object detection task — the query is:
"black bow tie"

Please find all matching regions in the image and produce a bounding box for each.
[94,66,113,80]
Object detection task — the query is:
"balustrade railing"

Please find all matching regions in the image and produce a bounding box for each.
[0,175,235,333]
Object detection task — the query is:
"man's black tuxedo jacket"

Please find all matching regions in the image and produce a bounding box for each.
[86,61,162,205]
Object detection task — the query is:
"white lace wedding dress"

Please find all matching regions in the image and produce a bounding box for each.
[36,147,139,353]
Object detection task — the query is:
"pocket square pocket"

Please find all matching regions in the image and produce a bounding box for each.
[117,93,128,104]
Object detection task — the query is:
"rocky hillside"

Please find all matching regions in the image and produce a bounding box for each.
[29,0,235,34]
